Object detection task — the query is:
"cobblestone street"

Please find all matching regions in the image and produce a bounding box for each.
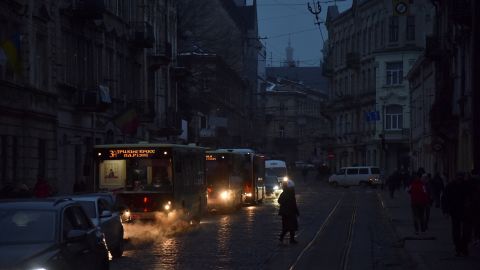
[111,174,406,270]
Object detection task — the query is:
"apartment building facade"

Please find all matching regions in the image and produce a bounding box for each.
[263,79,328,165]
[323,0,433,175]
[0,0,177,193]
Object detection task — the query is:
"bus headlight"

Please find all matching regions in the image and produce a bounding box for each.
[164,201,172,211]
[273,185,279,191]
[122,209,131,219]
[220,190,232,200]
[245,192,252,197]
[283,176,288,182]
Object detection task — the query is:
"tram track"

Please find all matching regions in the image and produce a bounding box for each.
[288,193,358,270]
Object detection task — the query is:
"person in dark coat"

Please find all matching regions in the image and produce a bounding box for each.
[431,172,445,208]
[471,169,480,246]
[443,172,474,256]
[278,180,299,244]
[387,170,400,198]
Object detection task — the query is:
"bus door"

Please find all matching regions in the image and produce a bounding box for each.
[253,155,265,202]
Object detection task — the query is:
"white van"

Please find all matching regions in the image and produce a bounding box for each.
[265,160,288,196]
[328,166,381,187]
[265,160,288,181]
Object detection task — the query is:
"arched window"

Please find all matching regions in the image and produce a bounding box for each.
[385,105,403,130]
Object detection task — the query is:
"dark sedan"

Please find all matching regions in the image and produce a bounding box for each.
[0,198,109,270]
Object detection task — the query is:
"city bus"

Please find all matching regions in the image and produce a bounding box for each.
[93,143,207,223]
[208,149,265,205]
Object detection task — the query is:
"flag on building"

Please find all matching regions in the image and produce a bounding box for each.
[393,0,409,16]
[114,108,139,135]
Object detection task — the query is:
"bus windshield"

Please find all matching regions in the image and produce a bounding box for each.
[99,158,173,192]
[206,154,246,189]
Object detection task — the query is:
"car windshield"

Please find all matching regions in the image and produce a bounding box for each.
[77,201,97,218]
[0,209,56,244]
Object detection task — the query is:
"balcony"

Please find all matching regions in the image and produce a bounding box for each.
[76,85,111,112]
[346,52,360,69]
[130,21,154,48]
[71,0,106,20]
[134,99,155,122]
[384,128,410,141]
[148,42,172,70]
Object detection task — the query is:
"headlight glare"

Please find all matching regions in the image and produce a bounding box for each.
[220,190,231,200]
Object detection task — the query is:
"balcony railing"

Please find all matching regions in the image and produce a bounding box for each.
[71,0,106,20]
[77,88,110,112]
[148,42,172,69]
[130,21,154,48]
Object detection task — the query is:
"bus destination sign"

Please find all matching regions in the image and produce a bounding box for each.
[109,149,156,158]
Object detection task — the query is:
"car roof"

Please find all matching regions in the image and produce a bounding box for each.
[0,198,77,210]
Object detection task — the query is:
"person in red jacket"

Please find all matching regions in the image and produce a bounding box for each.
[33,175,52,198]
[407,168,430,235]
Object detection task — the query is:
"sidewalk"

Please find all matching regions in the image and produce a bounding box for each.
[378,189,480,270]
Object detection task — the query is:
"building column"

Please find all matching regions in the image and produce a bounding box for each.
[472,1,480,171]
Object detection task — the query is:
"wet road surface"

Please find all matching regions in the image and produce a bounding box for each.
[111,180,408,270]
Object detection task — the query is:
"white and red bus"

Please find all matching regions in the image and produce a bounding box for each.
[207,149,265,206]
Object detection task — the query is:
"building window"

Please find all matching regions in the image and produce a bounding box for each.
[389,16,399,42]
[406,16,415,41]
[279,125,285,137]
[386,62,403,85]
[385,105,403,130]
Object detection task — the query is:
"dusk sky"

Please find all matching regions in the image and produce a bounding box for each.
[254,0,353,67]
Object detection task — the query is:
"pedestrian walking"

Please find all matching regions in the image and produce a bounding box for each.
[33,175,52,198]
[442,172,474,257]
[387,170,399,198]
[278,180,299,244]
[431,172,445,208]
[422,173,434,231]
[470,169,480,246]
[407,168,429,235]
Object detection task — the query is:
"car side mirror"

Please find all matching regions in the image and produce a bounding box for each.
[66,229,87,242]
[100,210,112,218]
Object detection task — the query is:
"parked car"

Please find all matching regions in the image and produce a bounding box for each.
[69,195,124,258]
[0,198,109,270]
[328,166,381,187]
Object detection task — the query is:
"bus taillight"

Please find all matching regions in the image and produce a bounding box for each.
[143,197,148,204]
